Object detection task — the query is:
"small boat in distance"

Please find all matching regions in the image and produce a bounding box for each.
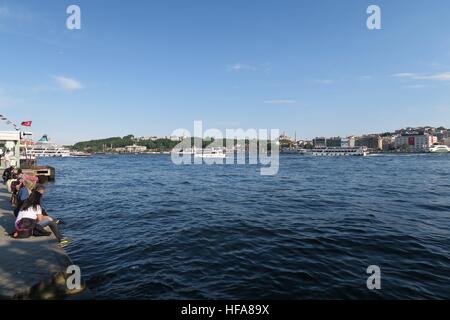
[429,144,450,153]
[194,147,226,159]
[70,151,92,157]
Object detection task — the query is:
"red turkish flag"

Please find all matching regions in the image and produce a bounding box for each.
[21,121,32,127]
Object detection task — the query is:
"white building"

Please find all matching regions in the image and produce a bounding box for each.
[394,134,434,151]
[0,131,21,169]
[445,137,450,147]
[125,144,147,153]
[163,136,184,142]
[341,136,355,148]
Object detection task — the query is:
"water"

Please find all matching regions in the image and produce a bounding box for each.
[38,154,450,299]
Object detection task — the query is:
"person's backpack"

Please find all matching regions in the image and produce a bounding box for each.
[11,180,21,191]
[14,218,36,239]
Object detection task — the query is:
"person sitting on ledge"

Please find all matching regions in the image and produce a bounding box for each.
[16,168,23,180]
[12,190,71,247]
[14,179,35,217]
[35,184,64,225]
[10,178,23,207]
[2,166,14,183]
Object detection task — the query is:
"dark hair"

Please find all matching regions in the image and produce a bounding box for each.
[21,191,42,211]
[17,169,22,174]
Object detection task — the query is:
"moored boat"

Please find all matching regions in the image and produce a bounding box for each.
[307,147,369,157]
[26,135,71,158]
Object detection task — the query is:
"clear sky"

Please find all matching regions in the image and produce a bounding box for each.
[1,0,450,144]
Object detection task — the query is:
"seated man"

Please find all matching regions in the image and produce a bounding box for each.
[2,166,14,183]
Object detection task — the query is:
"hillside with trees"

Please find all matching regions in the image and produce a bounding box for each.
[72,135,181,152]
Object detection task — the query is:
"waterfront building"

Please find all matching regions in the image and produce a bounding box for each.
[382,136,396,151]
[326,137,342,147]
[125,144,147,153]
[355,135,383,150]
[341,136,355,148]
[394,133,434,151]
[0,131,21,169]
[313,136,356,148]
[164,136,184,142]
[445,137,450,147]
[114,147,126,153]
[435,131,446,142]
[313,137,327,148]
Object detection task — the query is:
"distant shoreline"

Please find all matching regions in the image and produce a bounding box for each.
[65,151,450,156]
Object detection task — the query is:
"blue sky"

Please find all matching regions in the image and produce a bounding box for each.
[1,0,450,144]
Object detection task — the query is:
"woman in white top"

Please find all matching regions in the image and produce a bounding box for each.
[14,190,70,247]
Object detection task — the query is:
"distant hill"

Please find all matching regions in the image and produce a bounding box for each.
[73,135,180,152]
[73,135,271,152]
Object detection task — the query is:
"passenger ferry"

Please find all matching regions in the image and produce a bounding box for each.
[26,135,71,158]
[194,148,226,159]
[308,147,369,157]
[429,145,450,153]
[70,151,92,157]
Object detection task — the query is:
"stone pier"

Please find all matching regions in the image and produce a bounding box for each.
[0,183,86,299]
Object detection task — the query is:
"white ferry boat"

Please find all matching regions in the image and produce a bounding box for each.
[194,148,226,159]
[308,147,369,157]
[70,151,92,157]
[429,145,450,153]
[26,135,71,158]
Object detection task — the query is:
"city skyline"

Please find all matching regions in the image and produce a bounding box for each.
[1,0,450,144]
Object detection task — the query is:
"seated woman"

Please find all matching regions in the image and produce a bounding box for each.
[35,184,63,224]
[10,179,23,207]
[16,168,23,180]
[14,180,35,217]
[13,190,71,247]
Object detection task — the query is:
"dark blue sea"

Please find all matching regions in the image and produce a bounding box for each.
[39,154,450,299]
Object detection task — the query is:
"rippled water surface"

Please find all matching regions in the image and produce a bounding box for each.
[39,154,450,299]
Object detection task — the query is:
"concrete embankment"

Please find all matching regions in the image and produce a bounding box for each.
[0,183,87,299]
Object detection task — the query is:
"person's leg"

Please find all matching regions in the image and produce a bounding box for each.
[38,220,63,241]
[13,205,21,218]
